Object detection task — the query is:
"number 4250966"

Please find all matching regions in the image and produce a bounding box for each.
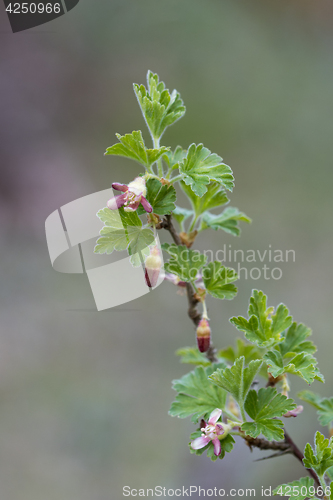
[6,3,62,14]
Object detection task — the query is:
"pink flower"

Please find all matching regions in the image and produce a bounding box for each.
[107,177,152,213]
[191,409,225,456]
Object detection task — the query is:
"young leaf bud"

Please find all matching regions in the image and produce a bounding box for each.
[144,246,162,288]
[196,318,211,353]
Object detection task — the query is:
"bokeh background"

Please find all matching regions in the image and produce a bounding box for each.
[1,0,333,498]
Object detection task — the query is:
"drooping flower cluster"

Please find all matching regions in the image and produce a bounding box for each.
[107,177,152,213]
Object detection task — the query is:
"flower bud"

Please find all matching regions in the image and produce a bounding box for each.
[283,405,303,418]
[196,318,211,353]
[144,246,162,288]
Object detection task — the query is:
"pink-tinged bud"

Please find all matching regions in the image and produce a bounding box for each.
[196,318,211,353]
[144,247,162,288]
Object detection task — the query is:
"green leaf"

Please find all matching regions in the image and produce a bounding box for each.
[172,206,194,229]
[169,366,227,423]
[298,390,324,411]
[264,350,324,385]
[327,468,333,482]
[95,226,154,258]
[279,323,317,357]
[137,178,176,215]
[119,207,143,228]
[162,243,207,282]
[298,391,333,427]
[163,146,187,170]
[242,387,296,441]
[134,71,185,139]
[189,430,235,461]
[273,477,317,499]
[303,431,333,477]
[105,130,169,169]
[218,339,264,365]
[201,207,252,236]
[263,322,322,384]
[97,206,142,231]
[317,399,333,427]
[202,261,238,300]
[94,207,155,264]
[230,290,292,348]
[176,346,212,367]
[180,181,229,217]
[208,357,262,408]
[179,144,234,197]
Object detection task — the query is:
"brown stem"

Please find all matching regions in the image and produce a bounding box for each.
[244,435,290,452]
[161,215,182,246]
[160,215,218,363]
[263,377,321,488]
[244,432,320,488]
[284,430,321,488]
[160,216,320,488]
[161,215,201,327]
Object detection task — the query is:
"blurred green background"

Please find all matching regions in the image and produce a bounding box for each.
[1,0,333,498]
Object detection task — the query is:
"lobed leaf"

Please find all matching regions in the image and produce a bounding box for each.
[163,146,187,171]
[137,178,176,215]
[201,207,251,236]
[94,207,155,264]
[303,431,333,477]
[242,387,296,441]
[317,399,333,427]
[202,261,238,300]
[264,349,324,385]
[162,243,207,282]
[230,290,292,348]
[298,390,324,411]
[105,130,169,169]
[97,206,142,230]
[176,346,212,367]
[209,357,262,407]
[134,71,185,139]
[298,391,333,427]
[279,322,317,357]
[169,366,227,423]
[218,339,264,365]
[180,181,229,217]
